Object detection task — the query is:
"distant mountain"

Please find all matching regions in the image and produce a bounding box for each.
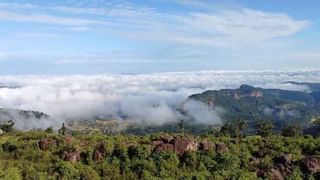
[0,108,49,123]
[188,84,320,128]
[0,83,21,89]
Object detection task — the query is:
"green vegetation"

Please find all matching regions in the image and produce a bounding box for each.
[1,84,320,179]
[1,128,320,179]
[189,85,320,128]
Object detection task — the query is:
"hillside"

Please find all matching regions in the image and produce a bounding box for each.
[0,108,49,122]
[1,131,320,179]
[189,85,320,128]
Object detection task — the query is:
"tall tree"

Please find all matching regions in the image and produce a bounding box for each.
[255,120,274,137]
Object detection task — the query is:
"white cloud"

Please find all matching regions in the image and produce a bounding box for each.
[182,9,310,44]
[0,10,105,26]
[0,70,319,130]
[0,2,311,47]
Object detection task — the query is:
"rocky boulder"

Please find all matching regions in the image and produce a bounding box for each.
[152,136,198,155]
[269,168,285,180]
[174,137,198,155]
[199,139,213,151]
[215,143,228,154]
[62,151,81,162]
[161,136,174,143]
[257,154,293,180]
[273,154,293,176]
[274,154,293,166]
[39,138,58,150]
[257,168,284,180]
[154,143,174,153]
[64,135,73,145]
[92,144,105,162]
[301,156,320,174]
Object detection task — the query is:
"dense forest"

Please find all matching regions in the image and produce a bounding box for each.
[1,121,320,180]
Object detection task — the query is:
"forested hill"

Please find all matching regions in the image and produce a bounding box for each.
[0,108,49,123]
[189,84,320,126]
[284,81,320,92]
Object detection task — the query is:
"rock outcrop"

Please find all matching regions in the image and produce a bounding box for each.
[215,143,228,154]
[92,144,105,162]
[62,151,81,162]
[301,156,320,174]
[257,154,293,180]
[273,154,293,177]
[153,136,199,155]
[174,137,198,155]
[199,139,213,151]
[64,135,73,145]
[39,138,58,150]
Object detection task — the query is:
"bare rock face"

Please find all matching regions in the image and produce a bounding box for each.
[269,168,285,180]
[92,144,105,162]
[274,154,293,176]
[39,138,58,150]
[174,138,198,155]
[154,143,174,153]
[215,143,228,154]
[62,151,81,162]
[151,140,163,146]
[301,156,320,174]
[257,154,293,179]
[152,136,198,155]
[274,154,293,166]
[161,136,174,143]
[93,150,104,162]
[199,139,213,151]
[273,154,293,176]
[64,136,73,145]
[249,157,262,167]
[257,168,284,180]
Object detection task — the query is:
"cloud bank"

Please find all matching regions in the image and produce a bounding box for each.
[0,70,319,130]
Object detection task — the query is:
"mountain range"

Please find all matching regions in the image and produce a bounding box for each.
[188,83,320,128]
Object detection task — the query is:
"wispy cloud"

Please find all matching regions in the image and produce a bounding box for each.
[0,2,311,47]
[0,10,105,26]
[0,1,316,72]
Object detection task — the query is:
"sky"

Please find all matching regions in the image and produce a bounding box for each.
[0,0,319,74]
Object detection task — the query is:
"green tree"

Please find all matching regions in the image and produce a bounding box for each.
[0,167,22,180]
[255,120,274,137]
[219,122,234,137]
[58,123,67,135]
[219,119,247,138]
[234,119,247,138]
[45,127,53,133]
[0,120,15,133]
[54,161,80,180]
[178,119,185,135]
[282,124,302,137]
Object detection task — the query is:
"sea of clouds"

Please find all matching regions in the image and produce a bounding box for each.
[0,70,319,130]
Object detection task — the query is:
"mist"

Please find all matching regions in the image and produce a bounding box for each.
[0,70,319,130]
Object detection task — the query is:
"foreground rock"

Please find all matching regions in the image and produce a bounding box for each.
[39,138,58,150]
[62,151,81,162]
[215,143,229,154]
[153,136,201,155]
[273,154,293,176]
[92,144,105,162]
[199,139,214,151]
[301,156,320,174]
[257,154,293,180]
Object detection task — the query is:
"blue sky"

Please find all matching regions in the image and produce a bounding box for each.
[0,0,319,74]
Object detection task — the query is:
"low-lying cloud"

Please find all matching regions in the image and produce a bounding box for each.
[0,70,319,130]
